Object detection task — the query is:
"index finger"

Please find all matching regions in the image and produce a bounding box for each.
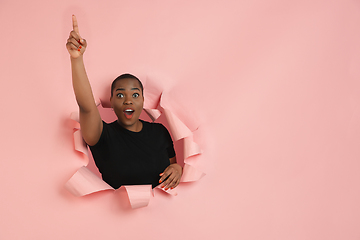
[72,15,80,36]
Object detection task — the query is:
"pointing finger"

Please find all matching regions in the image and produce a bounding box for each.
[72,15,81,37]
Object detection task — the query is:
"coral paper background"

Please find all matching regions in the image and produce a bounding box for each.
[1,0,360,239]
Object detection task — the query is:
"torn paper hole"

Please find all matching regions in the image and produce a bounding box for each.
[66,82,205,209]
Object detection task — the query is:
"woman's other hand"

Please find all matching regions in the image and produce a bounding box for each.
[159,163,183,190]
[66,15,87,58]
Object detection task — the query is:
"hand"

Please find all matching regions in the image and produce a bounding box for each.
[159,163,183,190]
[66,15,87,58]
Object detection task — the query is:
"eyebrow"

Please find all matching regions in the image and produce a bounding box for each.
[115,87,140,91]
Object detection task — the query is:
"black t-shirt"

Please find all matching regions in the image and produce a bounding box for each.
[89,120,175,189]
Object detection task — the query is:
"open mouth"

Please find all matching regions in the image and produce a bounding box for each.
[124,108,135,119]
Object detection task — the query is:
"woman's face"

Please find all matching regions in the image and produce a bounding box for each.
[110,78,144,131]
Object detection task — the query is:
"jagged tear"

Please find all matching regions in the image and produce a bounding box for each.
[65,81,205,209]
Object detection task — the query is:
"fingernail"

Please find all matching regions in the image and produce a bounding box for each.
[79,46,82,49]
[159,180,162,183]
[165,188,168,190]
[171,187,174,189]
[78,49,80,51]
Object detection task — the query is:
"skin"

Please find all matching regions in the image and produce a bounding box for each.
[160,156,182,190]
[66,15,182,190]
[110,78,144,132]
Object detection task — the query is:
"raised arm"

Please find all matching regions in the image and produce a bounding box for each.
[66,15,102,146]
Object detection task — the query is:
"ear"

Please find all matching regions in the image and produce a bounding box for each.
[110,96,113,108]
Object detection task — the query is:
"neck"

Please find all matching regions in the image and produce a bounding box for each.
[117,119,143,132]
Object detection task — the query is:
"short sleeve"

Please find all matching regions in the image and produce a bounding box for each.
[167,145,176,159]
[161,124,175,158]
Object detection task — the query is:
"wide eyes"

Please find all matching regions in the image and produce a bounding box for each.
[116,92,140,98]
[133,93,139,98]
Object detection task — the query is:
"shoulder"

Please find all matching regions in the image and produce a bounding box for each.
[97,120,119,136]
[141,120,168,132]
[106,120,119,128]
[141,120,173,141]
[103,120,123,129]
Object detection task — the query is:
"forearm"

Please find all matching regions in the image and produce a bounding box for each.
[71,56,97,113]
[169,157,182,172]
[169,156,177,164]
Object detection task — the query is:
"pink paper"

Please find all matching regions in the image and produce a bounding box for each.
[181,164,206,182]
[73,130,88,157]
[183,136,202,159]
[66,81,205,208]
[155,185,178,196]
[123,185,152,208]
[65,166,113,196]
[143,109,162,122]
[162,109,193,141]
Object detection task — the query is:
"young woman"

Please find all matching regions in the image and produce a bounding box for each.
[66,15,182,190]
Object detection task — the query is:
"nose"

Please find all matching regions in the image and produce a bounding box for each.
[123,95,133,105]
